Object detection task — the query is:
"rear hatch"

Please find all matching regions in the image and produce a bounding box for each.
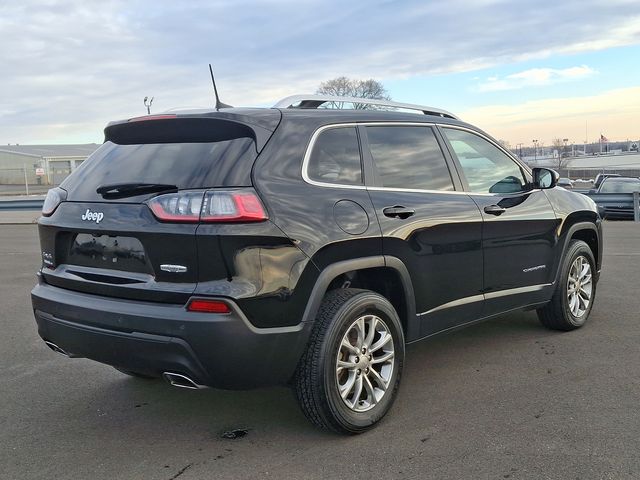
[38,111,280,303]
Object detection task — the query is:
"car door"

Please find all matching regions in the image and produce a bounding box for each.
[361,124,485,341]
[439,126,559,317]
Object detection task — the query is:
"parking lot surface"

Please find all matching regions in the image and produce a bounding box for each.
[1,223,639,480]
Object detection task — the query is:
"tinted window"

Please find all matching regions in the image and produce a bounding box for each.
[366,126,454,191]
[600,178,640,193]
[307,127,362,185]
[63,138,256,199]
[443,128,526,194]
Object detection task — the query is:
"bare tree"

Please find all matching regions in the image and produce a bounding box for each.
[316,77,391,109]
[551,138,571,172]
[498,139,511,150]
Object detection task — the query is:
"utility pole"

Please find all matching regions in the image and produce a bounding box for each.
[585,120,588,156]
[23,164,29,196]
[144,96,154,115]
[599,132,603,154]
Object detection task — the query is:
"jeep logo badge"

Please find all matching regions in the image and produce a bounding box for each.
[81,209,104,224]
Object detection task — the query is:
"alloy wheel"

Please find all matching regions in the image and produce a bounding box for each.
[567,255,593,318]
[335,314,395,412]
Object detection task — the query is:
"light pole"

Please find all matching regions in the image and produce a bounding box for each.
[561,138,569,175]
[144,96,154,115]
[532,139,538,163]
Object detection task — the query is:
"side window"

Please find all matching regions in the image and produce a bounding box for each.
[307,127,362,185]
[365,126,454,191]
[443,128,527,194]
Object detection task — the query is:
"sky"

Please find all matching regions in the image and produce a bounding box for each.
[1,0,639,147]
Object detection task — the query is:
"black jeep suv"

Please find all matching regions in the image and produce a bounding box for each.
[31,95,602,433]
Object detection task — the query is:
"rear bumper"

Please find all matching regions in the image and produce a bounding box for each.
[31,278,312,389]
[602,207,634,220]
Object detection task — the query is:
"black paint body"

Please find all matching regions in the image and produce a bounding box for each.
[31,108,603,389]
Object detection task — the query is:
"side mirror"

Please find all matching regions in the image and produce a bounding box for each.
[532,167,559,189]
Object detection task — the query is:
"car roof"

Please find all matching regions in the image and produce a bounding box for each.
[155,106,473,129]
[108,106,490,152]
[275,106,467,125]
[602,176,640,182]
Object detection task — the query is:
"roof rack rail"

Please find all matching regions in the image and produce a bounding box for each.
[273,94,459,120]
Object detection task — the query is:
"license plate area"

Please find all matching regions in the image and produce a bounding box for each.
[67,234,152,274]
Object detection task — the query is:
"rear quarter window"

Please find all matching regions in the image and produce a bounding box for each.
[306,127,363,186]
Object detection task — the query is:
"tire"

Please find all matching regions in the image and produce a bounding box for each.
[294,288,405,434]
[114,367,158,379]
[537,240,597,331]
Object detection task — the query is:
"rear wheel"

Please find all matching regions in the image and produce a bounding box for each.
[537,240,596,331]
[294,289,404,434]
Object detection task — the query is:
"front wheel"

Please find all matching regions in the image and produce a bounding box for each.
[294,289,405,434]
[537,240,597,331]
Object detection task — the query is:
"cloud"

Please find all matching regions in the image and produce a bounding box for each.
[460,86,640,145]
[477,65,597,92]
[0,0,639,143]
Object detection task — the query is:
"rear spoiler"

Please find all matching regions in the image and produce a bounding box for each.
[104,113,279,151]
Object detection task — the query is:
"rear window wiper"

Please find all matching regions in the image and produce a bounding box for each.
[96,182,178,199]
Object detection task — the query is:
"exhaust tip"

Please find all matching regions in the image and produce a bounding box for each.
[162,372,203,390]
[44,340,70,357]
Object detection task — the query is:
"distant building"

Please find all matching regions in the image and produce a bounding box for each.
[524,152,640,179]
[0,144,99,185]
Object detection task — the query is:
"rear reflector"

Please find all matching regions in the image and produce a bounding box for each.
[186,299,231,314]
[147,189,267,223]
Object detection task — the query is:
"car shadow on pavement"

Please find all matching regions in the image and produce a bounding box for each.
[54,310,552,443]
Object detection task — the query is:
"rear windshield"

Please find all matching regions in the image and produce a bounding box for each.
[600,179,640,193]
[62,138,256,199]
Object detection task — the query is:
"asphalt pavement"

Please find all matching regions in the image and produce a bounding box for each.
[0,185,50,196]
[1,223,640,480]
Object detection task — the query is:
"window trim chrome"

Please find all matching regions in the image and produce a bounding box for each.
[302,121,466,194]
[302,123,367,190]
[302,121,537,197]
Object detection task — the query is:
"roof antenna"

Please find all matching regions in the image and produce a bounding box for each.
[209,64,232,110]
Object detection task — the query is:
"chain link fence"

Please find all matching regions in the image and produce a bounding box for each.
[0,167,51,196]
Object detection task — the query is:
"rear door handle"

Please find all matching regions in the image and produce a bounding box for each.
[484,204,506,216]
[383,206,415,219]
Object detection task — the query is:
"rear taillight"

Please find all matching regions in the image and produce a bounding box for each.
[147,189,267,223]
[186,298,231,314]
[201,190,267,222]
[147,191,203,222]
[42,187,67,216]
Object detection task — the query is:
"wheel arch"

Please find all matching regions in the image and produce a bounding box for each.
[554,218,602,283]
[301,256,417,341]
